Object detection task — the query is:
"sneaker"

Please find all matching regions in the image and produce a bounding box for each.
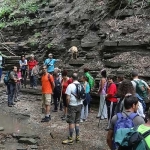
[61,114,65,119]
[52,109,58,112]
[41,116,51,122]
[76,136,80,143]
[80,119,83,123]
[62,116,67,120]
[8,104,13,107]
[62,137,73,145]
[85,119,87,122]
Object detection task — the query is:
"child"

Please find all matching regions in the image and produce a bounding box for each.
[80,76,91,122]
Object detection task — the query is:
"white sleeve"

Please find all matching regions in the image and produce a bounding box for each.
[142,80,149,88]
[25,59,27,65]
[65,85,71,96]
[19,60,22,66]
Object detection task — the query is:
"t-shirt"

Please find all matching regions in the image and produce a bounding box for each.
[138,124,150,148]
[19,59,27,70]
[28,60,37,70]
[9,71,18,84]
[106,83,117,102]
[41,73,54,94]
[0,55,2,67]
[85,81,90,93]
[109,111,145,130]
[65,81,83,106]
[44,58,56,73]
[131,79,149,90]
[62,78,72,94]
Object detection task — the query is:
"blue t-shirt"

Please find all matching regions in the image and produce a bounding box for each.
[85,82,90,93]
[44,58,56,73]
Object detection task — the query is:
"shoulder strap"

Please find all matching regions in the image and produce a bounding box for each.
[128,113,138,120]
[117,113,123,119]
[47,59,52,65]
[142,129,150,138]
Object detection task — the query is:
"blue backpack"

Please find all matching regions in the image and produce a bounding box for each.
[113,112,138,149]
[4,71,10,85]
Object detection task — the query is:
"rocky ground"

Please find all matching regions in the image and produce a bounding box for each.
[0,86,109,150]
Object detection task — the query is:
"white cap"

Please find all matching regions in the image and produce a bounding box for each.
[30,54,34,57]
[48,53,53,56]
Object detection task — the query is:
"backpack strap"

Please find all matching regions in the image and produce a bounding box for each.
[128,113,138,120]
[142,129,150,138]
[117,113,123,119]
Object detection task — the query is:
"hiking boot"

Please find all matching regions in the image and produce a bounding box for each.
[76,136,80,143]
[62,116,67,120]
[41,116,51,122]
[62,137,73,145]
[8,104,13,107]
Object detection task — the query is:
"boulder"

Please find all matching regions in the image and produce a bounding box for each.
[114,9,134,18]
[0,127,4,131]
[13,133,40,139]
[104,61,125,68]
[103,40,118,47]
[118,40,140,46]
[18,138,37,145]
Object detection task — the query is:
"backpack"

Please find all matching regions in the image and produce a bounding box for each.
[54,77,61,93]
[133,80,148,100]
[4,71,10,85]
[113,112,138,149]
[85,72,95,89]
[115,127,150,150]
[72,83,86,101]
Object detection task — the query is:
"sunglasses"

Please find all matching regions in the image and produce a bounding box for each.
[42,68,46,69]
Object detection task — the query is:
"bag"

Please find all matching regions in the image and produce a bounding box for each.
[4,71,10,85]
[133,80,148,101]
[85,72,95,89]
[115,127,150,150]
[72,83,86,101]
[54,78,61,93]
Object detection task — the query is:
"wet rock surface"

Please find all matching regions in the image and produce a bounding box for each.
[0,87,108,150]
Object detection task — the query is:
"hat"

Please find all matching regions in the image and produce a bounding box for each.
[48,53,53,56]
[30,54,34,57]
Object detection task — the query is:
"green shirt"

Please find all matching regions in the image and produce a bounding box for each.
[138,124,150,148]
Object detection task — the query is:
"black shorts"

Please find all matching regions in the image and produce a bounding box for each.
[66,105,82,124]
[62,93,67,107]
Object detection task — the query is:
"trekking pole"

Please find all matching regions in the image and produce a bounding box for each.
[98,99,106,127]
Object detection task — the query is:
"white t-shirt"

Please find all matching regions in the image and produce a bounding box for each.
[65,81,83,106]
[131,79,149,90]
[0,55,2,66]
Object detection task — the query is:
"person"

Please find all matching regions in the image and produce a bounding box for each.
[137,107,150,149]
[44,53,61,74]
[131,71,150,111]
[61,70,72,120]
[19,55,27,88]
[41,65,55,122]
[53,72,62,112]
[107,95,145,150]
[31,63,39,89]
[28,54,38,88]
[7,66,18,107]
[105,75,118,129]
[97,69,107,119]
[80,76,91,122]
[62,73,82,144]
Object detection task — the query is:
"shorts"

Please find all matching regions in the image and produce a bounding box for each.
[42,94,51,106]
[66,105,82,124]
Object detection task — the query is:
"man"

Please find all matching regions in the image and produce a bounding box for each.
[27,54,38,88]
[105,75,118,129]
[41,65,55,122]
[44,53,56,74]
[62,73,82,144]
[107,95,145,150]
[7,66,18,107]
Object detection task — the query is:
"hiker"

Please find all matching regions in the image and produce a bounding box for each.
[7,66,18,107]
[97,69,107,120]
[131,71,150,112]
[62,73,82,144]
[107,95,145,150]
[31,63,39,89]
[61,70,72,120]
[105,75,118,130]
[84,68,94,113]
[41,65,55,122]
[44,53,61,75]
[68,46,78,59]
[80,76,91,122]
[19,55,27,88]
[28,54,38,88]
[0,51,8,82]
[53,72,62,112]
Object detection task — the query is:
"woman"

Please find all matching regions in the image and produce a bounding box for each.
[61,70,72,120]
[97,69,107,119]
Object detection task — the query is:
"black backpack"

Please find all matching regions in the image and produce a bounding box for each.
[72,83,86,101]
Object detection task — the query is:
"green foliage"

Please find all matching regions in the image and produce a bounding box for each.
[34,32,41,38]
[47,43,52,49]
[0,22,6,29]
[0,6,13,19]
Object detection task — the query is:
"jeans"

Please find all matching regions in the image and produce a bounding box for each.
[80,105,88,120]
[13,82,21,101]
[29,70,37,87]
[7,83,16,104]
[21,69,27,87]
[53,92,62,110]
[0,68,2,80]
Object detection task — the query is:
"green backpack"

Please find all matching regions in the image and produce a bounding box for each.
[115,127,150,150]
[85,72,95,89]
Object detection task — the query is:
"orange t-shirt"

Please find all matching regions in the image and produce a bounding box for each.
[41,73,54,94]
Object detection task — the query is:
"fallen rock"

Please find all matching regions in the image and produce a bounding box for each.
[13,133,40,139]
[30,145,38,149]
[17,147,27,150]
[0,127,4,131]
[18,138,37,145]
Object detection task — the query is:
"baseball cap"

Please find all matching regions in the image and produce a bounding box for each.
[48,53,53,56]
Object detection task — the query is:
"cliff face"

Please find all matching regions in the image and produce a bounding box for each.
[0,0,150,82]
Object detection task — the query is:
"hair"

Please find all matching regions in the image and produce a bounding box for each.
[82,75,88,82]
[84,68,89,73]
[72,73,78,80]
[107,74,114,80]
[117,80,135,98]
[12,66,17,70]
[42,65,47,69]
[117,74,124,82]
[53,72,58,77]
[101,69,107,78]
[131,71,138,78]
[148,108,150,119]
[62,70,68,76]
[21,55,25,60]
[124,95,138,109]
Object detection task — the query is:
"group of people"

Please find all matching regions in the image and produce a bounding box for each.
[4,52,150,148]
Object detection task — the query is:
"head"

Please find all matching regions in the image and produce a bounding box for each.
[101,69,107,78]
[13,66,17,73]
[131,71,138,79]
[107,75,114,84]
[30,54,34,60]
[21,55,25,61]
[72,73,78,81]
[81,75,88,82]
[117,74,124,83]
[42,65,47,74]
[117,80,135,98]
[124,95,139,112]
[84,68,89,73]
[48,53,53,59]
[53,72,59,78]
[62,70,68,79]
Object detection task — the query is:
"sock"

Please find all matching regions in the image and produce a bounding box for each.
[75,126,79,137]
[46,114,50,117]
[69,128,74,138]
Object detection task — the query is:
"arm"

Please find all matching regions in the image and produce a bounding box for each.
[66,95,71,106]
[106,84,116,98]
[107,130,113,149]
[99,78,105,93]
